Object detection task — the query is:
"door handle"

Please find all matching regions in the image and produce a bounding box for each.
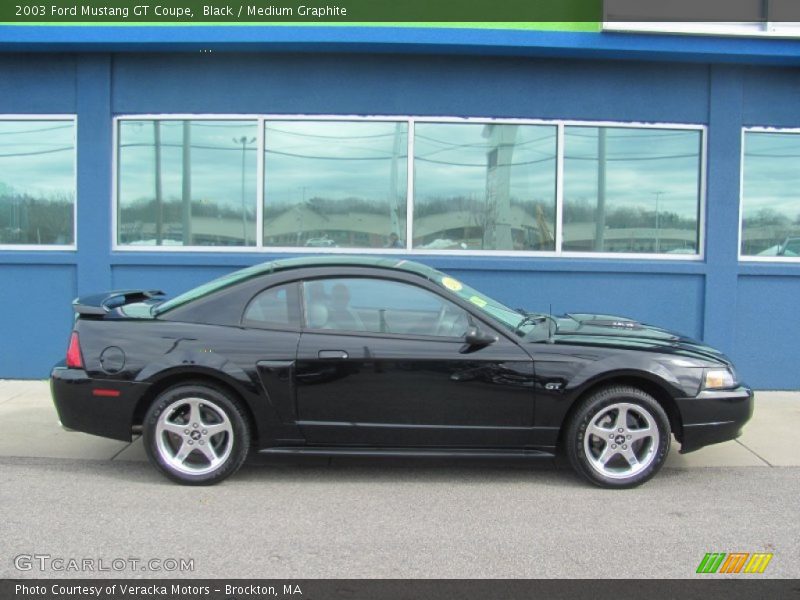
[318,350,348,359]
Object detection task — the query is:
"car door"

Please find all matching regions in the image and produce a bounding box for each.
[295,275,535,448]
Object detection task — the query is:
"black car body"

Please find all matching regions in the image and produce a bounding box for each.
[51,256,753,487]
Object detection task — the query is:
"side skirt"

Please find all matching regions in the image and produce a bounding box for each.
[257,447,556,459]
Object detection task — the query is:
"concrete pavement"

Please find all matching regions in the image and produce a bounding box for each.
[2,456,798,578]
[0,379,796,468]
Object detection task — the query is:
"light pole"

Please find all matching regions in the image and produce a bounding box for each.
[234,136,256,245]
[297,186,307,245]
[652,191,664,253]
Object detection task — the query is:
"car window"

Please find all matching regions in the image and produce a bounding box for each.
[781,238,800,256]
[302,278,472,338]
[243,284,299,328]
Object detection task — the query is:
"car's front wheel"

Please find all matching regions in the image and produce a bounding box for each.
[565,386,670,488]
[143,383,250,485]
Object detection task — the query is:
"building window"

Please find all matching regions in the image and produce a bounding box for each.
[413,123,556,252]
[0,118,75,247]
[117,120,258,246]
[114,116,704,258]
[741,130,800,259]
[563,126,702,255]
[263,121,407,250]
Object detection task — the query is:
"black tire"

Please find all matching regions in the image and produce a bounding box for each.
[565,386,671,489]
[143,383,250,485]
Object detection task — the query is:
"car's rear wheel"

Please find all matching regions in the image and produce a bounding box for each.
[565,386,670,488]
[143,383,250,485]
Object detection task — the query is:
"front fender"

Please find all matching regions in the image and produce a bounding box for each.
[565,354,692,400]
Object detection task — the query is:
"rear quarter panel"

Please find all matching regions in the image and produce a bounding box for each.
[76,318,299,445]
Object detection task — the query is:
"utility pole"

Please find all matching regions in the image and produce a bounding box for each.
[653,190,664,253]
[181,121,192,245]
[154,121,163,245]
[595,128,607,252]
[388,122,403,244]
[234,136,256,245]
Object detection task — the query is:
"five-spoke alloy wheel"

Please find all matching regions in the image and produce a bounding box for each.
[143,383,250,485]
[566,386,670,488]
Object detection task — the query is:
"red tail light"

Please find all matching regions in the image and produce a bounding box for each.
[66,332,84,369]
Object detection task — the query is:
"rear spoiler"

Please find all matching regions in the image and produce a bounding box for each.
[73,289,166,316]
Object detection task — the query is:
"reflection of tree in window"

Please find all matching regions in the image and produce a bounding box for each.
[741,131,800,257]
[563,127,701,254]
[413,123,557,251]
[262,121,407,249]
[117,120,258,247]
[0,121,75,245]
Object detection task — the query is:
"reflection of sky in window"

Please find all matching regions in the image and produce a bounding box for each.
[564,127,701,218]
[743,132,800,219]
[0,121,74,198]
[264,121,407,205]
[118,120,257,209]
[414,123,556,205]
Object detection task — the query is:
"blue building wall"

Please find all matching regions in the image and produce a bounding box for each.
[1,49,799,388]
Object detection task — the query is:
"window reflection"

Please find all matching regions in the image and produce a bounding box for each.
[0,120,75,246]
[741,132,800,258]
[303,278,469,337]
[563,127,701,254]
[413,123,557,251]
[118,120,258,246]
[263,121,407,249]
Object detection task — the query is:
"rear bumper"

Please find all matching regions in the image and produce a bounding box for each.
[675,385,754,453]
[50,365,150,442]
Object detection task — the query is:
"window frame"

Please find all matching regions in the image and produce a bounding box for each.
[112,114,706,261]
[0,114,78,251]
[739,126,800,263]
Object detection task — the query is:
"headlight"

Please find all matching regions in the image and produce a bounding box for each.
[703,368,736,390]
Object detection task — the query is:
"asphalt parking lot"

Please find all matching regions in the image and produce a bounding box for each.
[1,381,798,579]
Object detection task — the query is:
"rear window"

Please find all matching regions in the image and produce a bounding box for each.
[154,264,268,315]
[243,284,298,328]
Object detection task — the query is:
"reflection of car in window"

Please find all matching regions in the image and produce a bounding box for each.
[50,256,753,490]
[304,237,336,247]
[778,236,800,257]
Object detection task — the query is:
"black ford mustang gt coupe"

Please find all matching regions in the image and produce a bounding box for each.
[51,256,753,487]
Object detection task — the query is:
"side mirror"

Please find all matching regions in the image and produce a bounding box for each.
[463,325,498,349]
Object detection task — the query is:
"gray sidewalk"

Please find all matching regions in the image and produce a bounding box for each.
[0,379,797,468]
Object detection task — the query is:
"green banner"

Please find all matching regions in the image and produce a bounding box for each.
[2,0,601,24]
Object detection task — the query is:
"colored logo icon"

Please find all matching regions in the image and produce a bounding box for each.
[696,552,773,574]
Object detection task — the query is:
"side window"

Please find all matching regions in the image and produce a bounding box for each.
[302,278,472,337]
[243,284,299,329]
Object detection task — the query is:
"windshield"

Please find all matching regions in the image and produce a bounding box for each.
[432,273,531,333]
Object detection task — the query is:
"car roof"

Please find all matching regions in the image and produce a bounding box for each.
[154,255,441,315]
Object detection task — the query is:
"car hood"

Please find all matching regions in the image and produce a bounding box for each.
[543,313,731,365]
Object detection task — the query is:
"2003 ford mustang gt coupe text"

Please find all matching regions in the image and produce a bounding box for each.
[51,257,753,487]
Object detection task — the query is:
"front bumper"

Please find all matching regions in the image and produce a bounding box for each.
[675,385,754,453]
[51,365,150,442]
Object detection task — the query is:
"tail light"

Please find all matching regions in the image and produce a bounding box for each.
[66,331,84,369]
